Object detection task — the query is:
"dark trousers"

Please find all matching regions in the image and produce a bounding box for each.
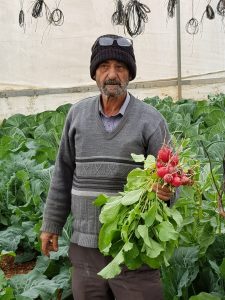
[68,243,164,300]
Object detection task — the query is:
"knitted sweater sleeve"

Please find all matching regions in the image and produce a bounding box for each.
[41,108,75,235]
[146,117,171,158]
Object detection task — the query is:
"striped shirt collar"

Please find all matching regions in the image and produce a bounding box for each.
[99,93,131,117]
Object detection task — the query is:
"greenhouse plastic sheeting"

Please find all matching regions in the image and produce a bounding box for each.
[0,0,224,90]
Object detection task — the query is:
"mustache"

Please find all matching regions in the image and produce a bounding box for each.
[104,79,121,86]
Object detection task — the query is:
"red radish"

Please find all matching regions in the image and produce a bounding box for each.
[180,175,190,185]
[171,176,182,187]
[163,174,173,183]
[157,167,169,178]
[156,160,164,168]
[167,165,176,174]
[170,154,179,166]
[157,146,172,163]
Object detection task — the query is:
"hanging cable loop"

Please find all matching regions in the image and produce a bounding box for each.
[111,0,125,25]
[167,0,177,18]
[124,0,151,37]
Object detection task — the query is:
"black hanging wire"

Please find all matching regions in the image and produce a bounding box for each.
[31,0,64,27]
[217,0,225,16]
[49,8,64,26]
[19,0,26,30]
[111,0,125,25]
[47,0,64,26]
[200,0,215,24]
[124,0,151,37]
[31,0,45,18]
[40,0,64,42]
[31,0,52,23]
[186,0,199,35]
[206,3,215,19]
[167,0,177,18]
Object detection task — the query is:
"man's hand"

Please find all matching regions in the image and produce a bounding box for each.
[152,183,173,201]
[40,232,59,257]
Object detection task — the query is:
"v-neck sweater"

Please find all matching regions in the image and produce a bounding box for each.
[41,94,171,248]
[99,93,130,132]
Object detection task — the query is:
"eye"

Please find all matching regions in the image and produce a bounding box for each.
[116,64,127,71]
[99,63,109,71]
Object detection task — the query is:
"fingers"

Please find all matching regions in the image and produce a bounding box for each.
[52,235,59,252]
[152,183,173,201]
[40,232,59,256]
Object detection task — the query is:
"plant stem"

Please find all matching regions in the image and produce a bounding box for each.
[182,287,189,300]
[197,188,203,221]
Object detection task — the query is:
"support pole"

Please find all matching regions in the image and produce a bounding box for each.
[176,0,182,100]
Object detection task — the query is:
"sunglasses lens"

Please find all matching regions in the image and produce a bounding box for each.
[98,37,114,46]
[98,37,132,47]
[117,37,132,47]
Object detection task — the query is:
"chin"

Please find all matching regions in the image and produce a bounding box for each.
[104,88,123,97]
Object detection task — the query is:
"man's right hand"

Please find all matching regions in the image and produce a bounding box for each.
[40,232,59,257]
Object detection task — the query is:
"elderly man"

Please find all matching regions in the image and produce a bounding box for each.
[40,34,173,299]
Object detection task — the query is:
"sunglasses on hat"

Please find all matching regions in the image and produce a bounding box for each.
[94,36,133,49]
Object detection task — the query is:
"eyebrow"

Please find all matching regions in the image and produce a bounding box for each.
[100,60,127,66]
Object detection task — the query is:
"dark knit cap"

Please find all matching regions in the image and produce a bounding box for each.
[90,34,136,81]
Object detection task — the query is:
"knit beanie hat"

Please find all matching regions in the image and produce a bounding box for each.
[90,34,136,81]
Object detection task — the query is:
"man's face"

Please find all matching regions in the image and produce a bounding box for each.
[95,60,130,98]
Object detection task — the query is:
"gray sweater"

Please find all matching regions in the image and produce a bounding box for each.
[41,94,170,248]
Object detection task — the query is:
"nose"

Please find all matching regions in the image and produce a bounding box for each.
[107,66,117,79]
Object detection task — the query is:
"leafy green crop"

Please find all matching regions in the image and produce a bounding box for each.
[0,104,73,300]
[94,153,184,279]
[0,94,225,299]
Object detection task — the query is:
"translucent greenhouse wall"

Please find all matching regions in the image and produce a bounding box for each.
[0,0,224,121]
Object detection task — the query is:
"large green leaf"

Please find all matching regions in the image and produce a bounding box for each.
[123,243,142,269]
[99,196,122,223]
[156,221,179,242]
[162,246,200,298]
[93,194,109,207]
[204,109,225,127]
[9,270,58,300]
[0,136,12,158]
[206,234,225,264]
[137,225,164,258]
[142,202,157,227]
[207,141,225,162]
[98,219,119,254]
[3,114,27,128]
[189,292,221,300]
[121,189,144,206]
[51,266,72,298]
[97,249,124,279]
[196,221,215,256]
[0,226,23,251]
[131,153,145,162]
[208,119,225,140]
[192,103,213,122]
[0,286,14,300]
[125,168,147,190]
[219,258,225,280]
[144,155,155,169]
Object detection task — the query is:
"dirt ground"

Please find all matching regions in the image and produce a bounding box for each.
[0,255,64,299]
[0,254,36,278]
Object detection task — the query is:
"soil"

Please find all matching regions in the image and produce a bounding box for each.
[0,255,64,299]
[0,254,36,279]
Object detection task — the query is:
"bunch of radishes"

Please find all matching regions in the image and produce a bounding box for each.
[156,145,193,187]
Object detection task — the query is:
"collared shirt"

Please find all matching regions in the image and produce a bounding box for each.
[99,93,131,132]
